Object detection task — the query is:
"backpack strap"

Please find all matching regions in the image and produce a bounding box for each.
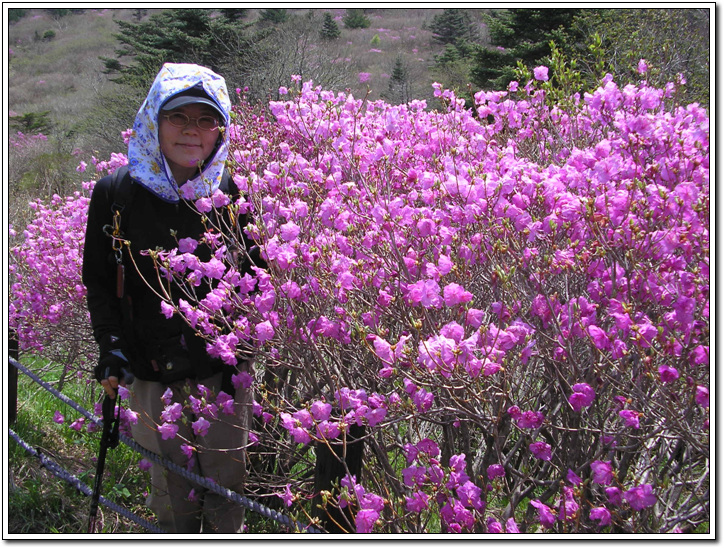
[106,166,134,299]
[109,165,135,226]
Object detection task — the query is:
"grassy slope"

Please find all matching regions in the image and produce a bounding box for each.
[7,8,465,133]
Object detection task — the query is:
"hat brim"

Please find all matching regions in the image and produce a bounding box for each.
[161,95,225,119]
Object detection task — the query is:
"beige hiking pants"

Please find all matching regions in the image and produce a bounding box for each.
[128,369,252,534]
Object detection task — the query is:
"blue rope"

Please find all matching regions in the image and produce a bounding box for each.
[9,428,166,533]
[10,357,324,534]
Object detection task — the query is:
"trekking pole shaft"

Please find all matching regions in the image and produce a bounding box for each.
[87,394,117,533]
[88,441,109,532]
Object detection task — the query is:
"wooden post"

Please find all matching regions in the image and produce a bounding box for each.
[9,330,19,424]
[312,423,365,533]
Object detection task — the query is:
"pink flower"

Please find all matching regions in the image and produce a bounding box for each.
[53,411,64,424]
[695,385,709,407]
[518,410,545,429]
[487,464,505,479]
[69,418,85,431]
[358,72,371,83]
[290,426,311,445]
[566,468,582,486]
[310,400,332,421]
[559,486,579,522]
[456,481,484,510]
[255,320,275,344]
[533,66,549,81]
[569,382,596,411]
[416,438,440,457]
[587,325,610,350]
[505,518,521,533]
[232,371,254,389]
[605,486,623,506]
[529,441,551,461]
[624,484,656,511]
[202,257,226,279]
[590,507,611,526]
[293,409,314,428]
[591,460,614,485]
[405,491,429,512]
[658,364,679,383]
[138,458,152,472]
[158,422,178,440]
[316,420,341,439]
[372,335,393,364]
[178,237,197,253]
[279,221,300,242]
[192,417,210,436]
[278,483,293,507]
[487,518,503,533]
[355,508,379,533]
[637,59,649,74]
[619,409,641,429]
[160,301,175,319]
[407,279,442,308]
[530,499,556,528]
[443,283,473,307]
[161,402,183,423]
[180,444,194,460]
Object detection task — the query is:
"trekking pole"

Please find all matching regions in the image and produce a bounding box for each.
[88,366,133,533]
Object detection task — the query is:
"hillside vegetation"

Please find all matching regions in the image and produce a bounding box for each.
[7,7,709,223]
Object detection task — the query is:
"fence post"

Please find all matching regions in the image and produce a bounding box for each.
[312,423,365,533]
[9,329,19,424]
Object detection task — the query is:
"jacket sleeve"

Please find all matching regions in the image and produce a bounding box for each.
[82,175,125,354]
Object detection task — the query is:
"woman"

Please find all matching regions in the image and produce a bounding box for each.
[83,63,256,534]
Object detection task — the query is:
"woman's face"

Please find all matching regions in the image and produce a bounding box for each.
[159,103,221,184]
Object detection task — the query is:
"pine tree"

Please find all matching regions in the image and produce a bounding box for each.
[343,8,371,29]
[383,57,411,105]
[470,8,581,90]
[320,12,341,40]
[429,9,477,45]
[259,8,288,25]
[99,9,261,90]
[219,8,248,21]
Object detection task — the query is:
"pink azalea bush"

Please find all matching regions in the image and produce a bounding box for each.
[10,67,709,533]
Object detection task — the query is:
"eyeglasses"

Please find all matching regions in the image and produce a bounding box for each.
[162,112,220,131]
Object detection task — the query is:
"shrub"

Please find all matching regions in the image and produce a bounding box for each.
[10,71,709,533]
[163,75,708,532]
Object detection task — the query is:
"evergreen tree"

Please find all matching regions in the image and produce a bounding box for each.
[383,57,411,105]
[429,9,477,45]
[343,8,371,29]
[320,12,341,40]
[99,9,261,90]
[219,8,248,21]
[259,8,288,25]
[8,8,27,24]
[470,8,581,90]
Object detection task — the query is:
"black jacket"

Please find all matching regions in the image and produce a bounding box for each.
[82,169,259,382]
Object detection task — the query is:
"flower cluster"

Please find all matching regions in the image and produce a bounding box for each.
[10,66,709,533]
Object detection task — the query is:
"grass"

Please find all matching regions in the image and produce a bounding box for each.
[8,356,153,535]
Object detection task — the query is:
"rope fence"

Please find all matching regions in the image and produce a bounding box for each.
[9,357,324,534]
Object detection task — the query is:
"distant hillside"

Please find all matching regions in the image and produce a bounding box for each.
[8,7,481,230]
[7,8,476,152]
